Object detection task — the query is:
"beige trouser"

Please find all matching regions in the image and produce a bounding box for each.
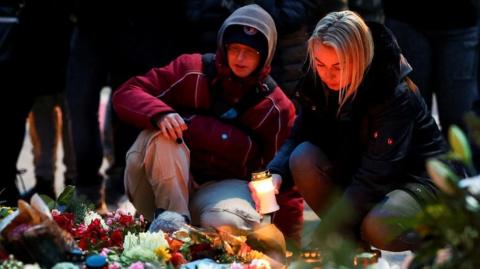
[125,129,261,231]
[125,129,191,220]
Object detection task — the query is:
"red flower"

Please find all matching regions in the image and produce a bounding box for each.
[170,251,187,267]
[110,229,124,247]
[77,219,109,251]
[52,212,75,233]
[78,237,88,250]
[119,214,133,226]
[50,209,146,253]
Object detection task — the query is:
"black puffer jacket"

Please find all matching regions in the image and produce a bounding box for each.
[268,22,448,201]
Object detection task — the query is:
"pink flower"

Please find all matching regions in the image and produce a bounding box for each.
[128,261,144,269]
[116,208,127,216]
[100,248,111,256]
[108,262,122,269]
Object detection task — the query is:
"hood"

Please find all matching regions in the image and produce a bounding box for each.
[357,21,412,103]
[216,4,277,70]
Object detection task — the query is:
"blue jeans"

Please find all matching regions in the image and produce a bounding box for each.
[289,142,427,251]
[385,19,479,135]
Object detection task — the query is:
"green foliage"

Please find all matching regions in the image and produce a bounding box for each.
[42,185,94,223]
[409,123,480,268]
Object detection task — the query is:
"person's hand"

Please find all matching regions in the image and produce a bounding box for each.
[156,113,188,141]
[248,173,282,213]
[271,173,282,194]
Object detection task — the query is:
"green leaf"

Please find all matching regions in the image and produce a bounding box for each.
[39,194,56,210]
[57,185,76,206]
[426,159,461,196]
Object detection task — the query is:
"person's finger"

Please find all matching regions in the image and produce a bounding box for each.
[174,115,188,131]
[160,124,170,139]
[164,121,178,140]
[180,122,188,131]
[248,182,260,212]
[271,174,282,194]
[170,119,184,139]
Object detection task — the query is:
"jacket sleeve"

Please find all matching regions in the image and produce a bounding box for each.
[112,54,193,129]
[267,107,309,185]
[250,88,296,166]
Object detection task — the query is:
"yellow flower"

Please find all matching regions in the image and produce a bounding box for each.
[154,246,171,262]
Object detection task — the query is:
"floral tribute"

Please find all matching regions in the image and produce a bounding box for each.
[52,209,146,253]
[0,187,274,269]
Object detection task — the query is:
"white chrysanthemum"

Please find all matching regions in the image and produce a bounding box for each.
[139,231,169,250]
[123,232,140,252]
[122,246,159,264]
[83,210,108,229]
[51,262,79,269]
[123,231,168,252]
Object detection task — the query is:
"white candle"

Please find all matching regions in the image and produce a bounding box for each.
[251,172,280,214]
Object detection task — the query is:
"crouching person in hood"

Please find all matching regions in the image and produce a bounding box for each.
[113,4,303,247]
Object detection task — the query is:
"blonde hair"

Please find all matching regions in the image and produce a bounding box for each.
[308,10,374,113]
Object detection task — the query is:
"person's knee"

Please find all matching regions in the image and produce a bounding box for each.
[361,213,419,251]
[125,147,156,219]
[289,142,319,174]
[361,214,386,249]
[199,209,260,232]
[146,131,189,165]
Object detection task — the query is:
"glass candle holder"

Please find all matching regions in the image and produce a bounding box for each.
[251,170,280,214]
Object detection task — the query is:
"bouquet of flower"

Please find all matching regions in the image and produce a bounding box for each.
[1,190,278,269]
[52,209,147,253]
[0,195,77,267]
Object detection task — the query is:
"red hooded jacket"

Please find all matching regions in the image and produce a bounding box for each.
[113,52,295,182]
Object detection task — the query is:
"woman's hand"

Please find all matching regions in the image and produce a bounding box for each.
[155,113,188,141]
[248,173,282,213]
[271,173,282,194]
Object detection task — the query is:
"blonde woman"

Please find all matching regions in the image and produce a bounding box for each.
[266,11,448,251]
